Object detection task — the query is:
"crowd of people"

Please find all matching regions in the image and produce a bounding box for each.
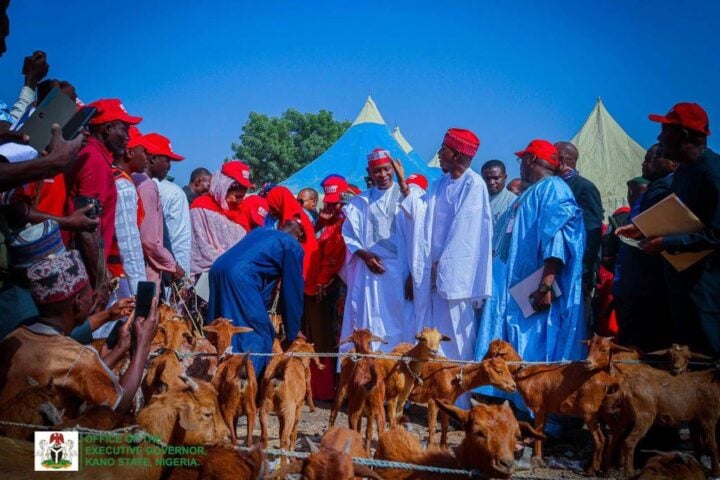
[0,28,718,418]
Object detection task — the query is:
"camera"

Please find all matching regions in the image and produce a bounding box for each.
[73,196,103,219]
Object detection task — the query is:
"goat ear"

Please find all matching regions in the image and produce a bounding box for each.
[370,335,388,344]
[518,421,546,440]
[435,399,469,426]
[647,348,669,356]
[579,339,591,345]
[203,325,218,334]
[441,334,451,342]
[177,403,200,432]
[305,436,320,453]
[354,464,384,480]
[342,438,353,455]
[611,343,636,353]
[233,326,254,334]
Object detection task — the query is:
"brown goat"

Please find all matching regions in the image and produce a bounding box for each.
[204,318,254,359]
[137,375,231,446]
[259,338,324,463]
[378,328,451,428]
[271,428,382,480]
[339,329,388,452]
[212,352,257,445]
[142,349,188,403]
[0,375,230,480]
[375,399,545,479]
[648,343,714,375]
[164,444,267,480]
[408,356,517,448]
[634,451,707,480]
[483,335,634,474]
[0,377,65,440]
[605,346,720,476]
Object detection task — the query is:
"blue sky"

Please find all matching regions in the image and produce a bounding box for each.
[2,0,718,184]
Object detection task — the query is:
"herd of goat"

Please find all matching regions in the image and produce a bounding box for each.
[0,303,717,479]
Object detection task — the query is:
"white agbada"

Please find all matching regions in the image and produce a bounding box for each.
[404,169,493,361]
[340,183,413,352]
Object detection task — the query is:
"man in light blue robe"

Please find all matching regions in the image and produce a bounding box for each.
[474,139,586,410]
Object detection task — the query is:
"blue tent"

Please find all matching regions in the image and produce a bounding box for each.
[281,97,440,193]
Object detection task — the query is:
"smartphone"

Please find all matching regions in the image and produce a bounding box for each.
[19,87,77,152]
[135,281,157,318]
[62,106,97,141]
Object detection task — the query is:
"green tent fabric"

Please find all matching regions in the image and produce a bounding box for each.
[571,98,645,216]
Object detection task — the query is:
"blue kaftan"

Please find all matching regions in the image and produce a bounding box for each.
[473,176,586,409]
[208,227,304,375]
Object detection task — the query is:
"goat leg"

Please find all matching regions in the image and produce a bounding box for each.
[701,418,720,476]
[426,400,438,446]
[584,415,604,475]
[305,365,315,412]
[329,380,347,427]
[440,410,451,449]
[259,405,270,448]
[245,403,256,447]
[530,410,547,468]
[621,413,653,477]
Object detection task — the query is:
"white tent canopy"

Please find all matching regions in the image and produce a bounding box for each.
[571,98,645,216]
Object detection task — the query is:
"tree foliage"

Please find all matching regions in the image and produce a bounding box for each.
[231,109,351,186]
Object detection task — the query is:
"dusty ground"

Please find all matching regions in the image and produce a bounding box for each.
[238,399,623,479]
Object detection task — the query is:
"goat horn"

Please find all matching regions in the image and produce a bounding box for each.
[691,351,714,360]
[470,398,481,408]
[25,376,40,387]
[305,436,320,453]
[354,464,384,480]
[180,375,199,392]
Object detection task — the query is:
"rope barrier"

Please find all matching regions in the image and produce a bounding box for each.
[149,347,719,371]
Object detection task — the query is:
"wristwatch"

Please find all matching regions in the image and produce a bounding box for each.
[538,282,553,294]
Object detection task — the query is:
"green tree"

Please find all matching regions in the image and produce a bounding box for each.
[231,109,350,186]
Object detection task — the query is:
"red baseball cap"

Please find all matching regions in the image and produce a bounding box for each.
[126,126,156,151]
[242,195,269,227]
[87,99,142,126]
[515,139,559,168]
[406,173,428,191]
[222,161,254,188]
[142,133,184,161]
[649,102,710,136]
[322,177,350,203]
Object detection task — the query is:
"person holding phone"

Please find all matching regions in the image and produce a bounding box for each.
[0,250,159,413]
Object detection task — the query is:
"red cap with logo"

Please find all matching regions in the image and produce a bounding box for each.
[141,133,184,161]
[406,173,428,191]
[649,102,710,136]
[87,99,142,126]
[242,195,269,228]
[443,128,480,158]
[322,177,350,203]
[222,161,255,188]
[515,139,559,168]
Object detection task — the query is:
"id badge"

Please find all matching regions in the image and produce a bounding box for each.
[505,216,515,234]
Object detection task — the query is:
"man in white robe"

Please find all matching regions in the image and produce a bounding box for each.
[403,129,493,365]
[340,148,412,352]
